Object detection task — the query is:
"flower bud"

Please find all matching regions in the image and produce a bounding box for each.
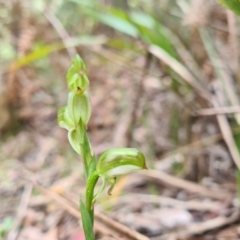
[67,55,89,94]
[68,128,82,155]
[67,91,91,127]
[66,119,86,156]
[97,148,147,178]
[58,106,74,130]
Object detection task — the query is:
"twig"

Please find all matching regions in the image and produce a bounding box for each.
[200,28,240,124]
[212,99,240,170]
[7,183,33,240]
[102,193,222,211]
[126,50,152,146]
[32,181,150,240]
[155,126,240,173]
[148,44,211,101]
[211,82,240,170]
[86,46,196,115]
[196,106,240,116]
[137,170,226,200]
[43,9,76,59]
[95,212,150,240]
[155,209,239,240]
[156,132,223,171]
[226,10,239,75]
[86,45,159,79]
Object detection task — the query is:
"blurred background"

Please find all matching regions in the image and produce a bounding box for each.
[1,0,240,239]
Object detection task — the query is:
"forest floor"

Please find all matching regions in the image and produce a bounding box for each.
[1,1,240,240]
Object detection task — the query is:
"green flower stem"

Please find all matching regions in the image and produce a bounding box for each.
[85,171,99,224]
[81,142,90,179]
[80,121,94,179]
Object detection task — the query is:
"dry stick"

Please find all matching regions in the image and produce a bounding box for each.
[156,133,223,171]
[7,183,33,240]
[212,99,240,170]
[102,193,222,211]
[159,210,240,240]
[137,170,226,200]
[227,10,239,76]
[33,182,123,240]
[126,50,152,146]
[169,30,209,87]
[60,191,151,240]
[196,106,240,116]
[95,212,150,240]
[217,59,240,123]
[86,45,155,79]
[86,46,195,115]
[200,28,240,124]
[33,182,150,240]
[43,9,76,59]
[156,126,240,173]
[212,81,240,170]
[148,45,211,101]
[65,192,152,240]
[149,42,240,171]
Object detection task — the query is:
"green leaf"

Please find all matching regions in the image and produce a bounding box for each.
[0,217,14,238]
[218,0,240,16]
[86,10,139,37]
[130,11,155,29]
[10,37,105,71]
[128,11,176,57]
[79,199,95,240]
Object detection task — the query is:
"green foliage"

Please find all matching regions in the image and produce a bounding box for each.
[0,217,14,239]
[79,199,95,240]
[58,55,147,240]
[218,0,240,16]
[9,36,105,71]
[71,1,177,57]
[90,11,139,37]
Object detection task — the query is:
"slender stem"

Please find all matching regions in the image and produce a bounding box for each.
[86,171,99,224]
[80,119,95,179]
[80,142,89,179]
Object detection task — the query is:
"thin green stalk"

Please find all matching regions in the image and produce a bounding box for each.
[85,171,99,224]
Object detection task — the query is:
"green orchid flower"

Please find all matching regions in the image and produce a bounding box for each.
[89,148,147,201]
[67,91,92,127]
[58,55,147,240]
[67,55,89,94]
[97,148,147,178]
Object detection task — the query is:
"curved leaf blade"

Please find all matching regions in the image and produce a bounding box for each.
[79,199,95,240]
